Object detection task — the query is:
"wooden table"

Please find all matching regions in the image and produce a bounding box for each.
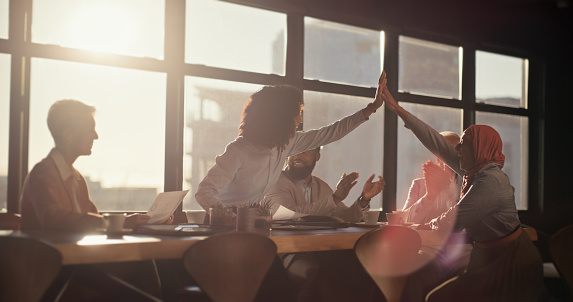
[1,224,465,265]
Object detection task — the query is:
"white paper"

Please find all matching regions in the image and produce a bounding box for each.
[146,190,189,224]
[272,205,309,220]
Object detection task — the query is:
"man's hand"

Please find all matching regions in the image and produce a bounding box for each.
[123,213,151,228]
[423,160,451,200]
[362,174,385,200]
[333,172,359,203]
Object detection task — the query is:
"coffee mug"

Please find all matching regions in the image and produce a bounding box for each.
[386,212,405,226]
[186,211,207,224]
[103,213,126,233]
[362,211,380,224]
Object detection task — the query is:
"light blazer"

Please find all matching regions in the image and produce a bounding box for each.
[265,171,364,222]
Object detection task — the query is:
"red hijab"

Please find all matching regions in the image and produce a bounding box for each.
[460,125,505,197]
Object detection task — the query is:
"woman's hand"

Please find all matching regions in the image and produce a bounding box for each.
[373,70,388,109]
[362,71,388,119]
[423,160,451,201]
[380,77,410,121]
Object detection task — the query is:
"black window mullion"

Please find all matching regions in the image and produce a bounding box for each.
[164,0,186,197]
[382,30,399,213]
[7,0,32,214]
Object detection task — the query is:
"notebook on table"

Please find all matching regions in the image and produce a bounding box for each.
[134,224,233,236]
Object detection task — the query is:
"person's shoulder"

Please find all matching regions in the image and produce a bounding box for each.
[27,157,56,177]
[410,177,425,188]
[476,164,509,184]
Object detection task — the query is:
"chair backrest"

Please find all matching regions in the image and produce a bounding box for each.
[182,232,277,302]
[0,235,63,302]
[354,226,427,302]
[354,226,424,277]
[549,224,573,292]
[0,213,21,230]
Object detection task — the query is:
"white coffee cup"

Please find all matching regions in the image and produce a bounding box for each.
[363,211,380,224]
[386,212,405,226]
[185,211,207,224]
[103,213,126,233]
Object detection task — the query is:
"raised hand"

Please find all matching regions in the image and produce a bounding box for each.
[362,174,385,200]
[333,172,359,203]
[373,70,388,109]
[423,160,451,200]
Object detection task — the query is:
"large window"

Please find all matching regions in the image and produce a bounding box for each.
[399,36,462,99]
[475,50,529,209]
[29,58,166,211]
[476,51,528,108]
[185,0,286,74]
[304,91,384,210]
[0,54,9,212]
[1,1,540,215]
[32,0,165,58]
[304,17,383,86]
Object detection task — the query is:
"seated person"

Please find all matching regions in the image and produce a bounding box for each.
[20,99,160,301]
[20,99,149,231]
[264,146,385,223]
[264,147,385,302]
[402,131,461,224]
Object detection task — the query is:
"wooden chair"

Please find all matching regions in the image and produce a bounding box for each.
[181,232,277,302]
[549,224,573,294]
[0,212,21,230]
[354,226,428,302]
[0,235,63,302]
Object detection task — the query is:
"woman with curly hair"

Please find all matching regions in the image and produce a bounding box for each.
[195,72,386,210]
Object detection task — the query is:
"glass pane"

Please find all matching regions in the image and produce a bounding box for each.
[304,17,383,87]
[0,54,10,211]
[399,36,462,99]
[30,58,166,211]
[396,103,462,210]
[183,77,262,210]
[32,0,165,59]
[0,0,8,39]
[304,91,384,210]
[185,0,286,75]
[476,51,528,108]
[476,112,528,210]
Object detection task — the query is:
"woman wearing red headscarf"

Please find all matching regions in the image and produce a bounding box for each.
[381,80,543,302]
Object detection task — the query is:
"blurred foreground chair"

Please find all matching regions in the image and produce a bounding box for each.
[0,235,62,302]
[354,226,428,302]
[549,224,573,294]
[180,232,277,302]
[0,212,21,230]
